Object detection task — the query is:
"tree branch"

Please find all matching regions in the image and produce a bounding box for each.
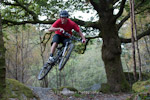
[2,19,55,25]
[81,35,101,54]
[89,0,101,13]
[113,0,120,5]
[2,0,99,29]
[41,33,52,54]
[3,1,20,6]
[117,0,147,30]
[72,18,99,29]
[81,39,90,54]
[120,27,150,43]
[86,35,100,39]
[114,0,126,19]
[117,13,130,30]
[2,18,99,30]
[13,0,38,21]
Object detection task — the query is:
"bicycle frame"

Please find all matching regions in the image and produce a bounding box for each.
[55,41,72,63]
[53,42,69,63]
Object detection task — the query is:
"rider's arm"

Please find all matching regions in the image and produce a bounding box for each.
[72,23,86,43]
[48,26,63,32]
[78,30,86,43]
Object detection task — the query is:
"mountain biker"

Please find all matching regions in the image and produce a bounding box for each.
[47,10,86,67]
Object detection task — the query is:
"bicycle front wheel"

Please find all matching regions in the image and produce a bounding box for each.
[59,43,74,71]
[38,63,53,80]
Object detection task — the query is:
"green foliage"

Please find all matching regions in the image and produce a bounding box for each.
[73,93,84,98]
[124,0,150,13]
[2,0,93,23]
[93,0,100,4]
[138,93,150,100]
[74,42,85,54]
[128,92,150,100]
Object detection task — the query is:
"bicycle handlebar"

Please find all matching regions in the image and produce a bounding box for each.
[62,31,81,42]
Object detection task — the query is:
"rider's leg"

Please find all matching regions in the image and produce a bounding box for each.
[50,34,61,57]
[50,42,58,57]
[47,42,57,64]
[47,34,60,64]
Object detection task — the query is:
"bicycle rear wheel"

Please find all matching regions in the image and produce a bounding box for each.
[38,63,53,80]
[59,43,74,71]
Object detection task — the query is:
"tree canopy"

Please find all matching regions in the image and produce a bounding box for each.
[1,0,150,42]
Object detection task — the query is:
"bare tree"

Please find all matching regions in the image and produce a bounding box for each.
[129,0,137,81]
[20,28,25,83]
[130,0,142,81]
[15,27,19,80]
[132,0,142,81]
[38,27,48,87]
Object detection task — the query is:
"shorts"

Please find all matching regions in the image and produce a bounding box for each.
[51,34,71,45]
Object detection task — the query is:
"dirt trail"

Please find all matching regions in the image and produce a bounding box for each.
[29,87,132,100]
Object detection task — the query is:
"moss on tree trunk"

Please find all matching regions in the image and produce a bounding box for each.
[0,12,6,98]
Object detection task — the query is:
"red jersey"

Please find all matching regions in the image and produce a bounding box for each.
[52,18,80,36]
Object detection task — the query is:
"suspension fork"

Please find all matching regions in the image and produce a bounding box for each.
[62,42,69,56]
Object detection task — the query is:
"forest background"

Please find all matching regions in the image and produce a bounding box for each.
[0,0,150,96]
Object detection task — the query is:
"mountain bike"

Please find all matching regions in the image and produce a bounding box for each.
[38,31,81,80]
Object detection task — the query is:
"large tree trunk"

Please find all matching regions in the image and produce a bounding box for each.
[89,0,130,92]
[0,11,6,98]
[101,22,130,92]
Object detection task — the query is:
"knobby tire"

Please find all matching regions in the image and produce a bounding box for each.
[59,44,74,71]
[38,63,53,80]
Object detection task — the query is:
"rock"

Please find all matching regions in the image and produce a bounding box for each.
[129,79,150,100]
[3,78,38,100]
[91,83,101,91]
[8,98,18,100]
[28,87,58,100]
[84,83,101,91]
[61,88,75,96]
[132,79,150,93]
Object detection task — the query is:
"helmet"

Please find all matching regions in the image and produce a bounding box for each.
[59,10,69,18]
